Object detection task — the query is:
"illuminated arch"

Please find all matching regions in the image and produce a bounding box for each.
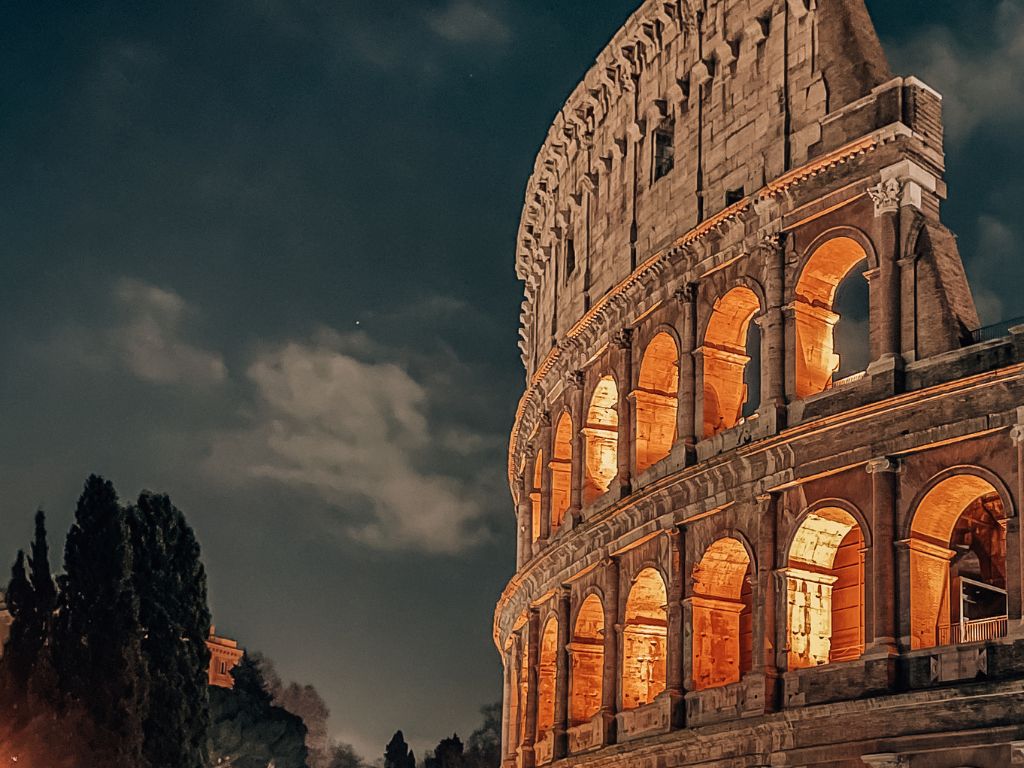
[550,413,573,531]
[635,332,679,473]
[530,452,544,543]
[584,377,618,503]
[702,286,761,438]
[691,537,753,690]
[908,471,1009,649]
[621,568,668,710]
[793,236,871,397]
[785,507,865,668]
[537,616,559,739]
[570,594,604,725]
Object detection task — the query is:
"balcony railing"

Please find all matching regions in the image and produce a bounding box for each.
[937,615,1008,646]
[968,316,1024,345]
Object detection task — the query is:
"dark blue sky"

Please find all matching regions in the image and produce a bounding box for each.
[1,0,1021,758]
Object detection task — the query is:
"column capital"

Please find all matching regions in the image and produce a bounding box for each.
[565,370,586,391]
[866,457,901,475]
[674,282,699,304]
[613,328,634,349]
[867,179,902,217]
[1011,425,1024,446]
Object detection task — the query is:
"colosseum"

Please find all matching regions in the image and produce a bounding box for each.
[494,1,1024,767]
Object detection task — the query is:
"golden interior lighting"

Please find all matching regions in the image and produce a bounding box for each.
[621,568,668,710]
[537,617,559,739]
[569,594,605,725]
[691,538,752,690]
[793,237,869,398]
[785,508,865,668]
[702,287,761,438]
[909,475,1007,649]
[583,377,619,503]
[634,333,680,473]
[550,414,573,530]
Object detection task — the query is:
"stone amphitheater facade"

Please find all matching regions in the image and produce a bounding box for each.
[494,1,1024,767]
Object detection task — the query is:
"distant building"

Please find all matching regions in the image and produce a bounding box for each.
[207,627,244,689]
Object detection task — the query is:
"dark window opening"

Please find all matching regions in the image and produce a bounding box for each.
[653,125,675,182]
[726,187,745,206]
[565,238,576,278]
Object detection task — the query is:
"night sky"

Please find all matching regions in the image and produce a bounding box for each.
[1,0,1022,759]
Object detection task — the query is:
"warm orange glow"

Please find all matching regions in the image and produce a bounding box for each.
[570,594,604,725]
[207,629,244,688]
[909,475,1007,649]
[786,508,864,668]
[622,568,667,710]
[702,287,760,437]
[692,538,752,690]
[794,237,868,398]
[550,414,573,530]
[635,333,679,473]
[537,617,559,738]
[531,452,544,543]
[584,377,618,503]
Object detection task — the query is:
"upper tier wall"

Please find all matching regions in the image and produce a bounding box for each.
[516,0,892,378]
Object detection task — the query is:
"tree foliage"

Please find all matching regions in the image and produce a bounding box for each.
[385,730,417,768]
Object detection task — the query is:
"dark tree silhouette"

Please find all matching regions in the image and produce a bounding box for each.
[426,734,465,768]
[129,491,212,768]
[52,475,147,767]
[385,730,418,768]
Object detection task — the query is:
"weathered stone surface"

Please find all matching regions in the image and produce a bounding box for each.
[498,2,1024,767]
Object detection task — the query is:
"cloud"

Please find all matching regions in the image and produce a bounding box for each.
[205,330,491,554]
[109,278,228,385]
[425,0,511,45]
[888,1,1024,144]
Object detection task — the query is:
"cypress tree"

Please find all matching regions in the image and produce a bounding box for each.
[53,475,146,767]
[27,510,57,641]
[1,550,35,705]
[129,491,212,768]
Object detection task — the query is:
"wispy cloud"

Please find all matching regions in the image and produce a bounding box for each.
[205,329,493,554]
[424,0,511,45]
[888,1,1024,144]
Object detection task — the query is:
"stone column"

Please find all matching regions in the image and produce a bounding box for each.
[522,609,541,768]
[1009,424,1024,630]
[867,180,903,362]
[516,472,532,569]
[666,528,686,728]
[501,649,512,765]
[553,587,571,759]
[538,413,553,545]
[867,458,900,656]
[676,284,699,452]
[614,329,634,498]
[760,234,787,413]
[754,493,781,712]
[567,371,586,526]
[600,558,620,746]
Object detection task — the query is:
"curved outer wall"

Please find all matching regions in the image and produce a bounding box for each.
[498,1,1024,767]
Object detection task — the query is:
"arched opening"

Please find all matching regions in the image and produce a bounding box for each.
[794,237,871,397]
[531,452,544,543]
[692,538,753,690]
[909,474,1008,649]
[570,595,604,726]
[537,617,559,740]
[785,507,865,668]
[550,414,573,531]
[583,377,618,503]
[621,568,667,710]
[635,333,679,473]
[702,287,762,438]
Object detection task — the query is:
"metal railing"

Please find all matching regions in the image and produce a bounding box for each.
[937,615,1008,646]
[968,316,1024,345]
